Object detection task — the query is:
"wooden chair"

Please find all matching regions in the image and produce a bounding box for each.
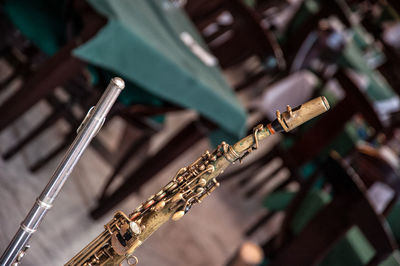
[185,0,286,91]
[0,3,106,133]
[267,152,397,266]
[0,2,107,171]
[275,0,351,68]
[351,145,400,216]
[357,3,400,98]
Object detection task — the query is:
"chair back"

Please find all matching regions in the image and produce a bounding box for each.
[269,152,397,266]
[185,0,285,70]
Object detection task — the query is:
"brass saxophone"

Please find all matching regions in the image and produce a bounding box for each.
[66,97,330,266]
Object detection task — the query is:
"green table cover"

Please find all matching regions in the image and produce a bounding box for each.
[3,0,68,55]
[73,0,247,139]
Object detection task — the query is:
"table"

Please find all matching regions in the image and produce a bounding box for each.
[1,0,247,142]
[74,0,247,139]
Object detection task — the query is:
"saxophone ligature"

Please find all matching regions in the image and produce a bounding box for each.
[66,97,330,266]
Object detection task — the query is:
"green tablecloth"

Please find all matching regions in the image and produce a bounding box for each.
[3,0,68,55]
[73,0,247,139]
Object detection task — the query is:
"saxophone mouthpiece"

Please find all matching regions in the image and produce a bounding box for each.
[273,96,330,132]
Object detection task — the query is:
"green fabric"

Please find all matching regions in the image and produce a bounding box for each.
[379,4,400,23]
[290,190,331,234]
[380,250,400,266]
[319,227,375,266]
[262,190,331,231]
[339,38,396,102]
[3,0,67,55]
[263,191,296,211]
[74,0,247,139]
[352,26,371,51]
[387,203,400,244]
[279,0,320,45]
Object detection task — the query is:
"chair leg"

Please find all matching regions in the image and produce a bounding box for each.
[90,120,209,219]
[29,129,77,172]
[99,133,152,199]
[219,151,275,183]
[245,211,276,236]
[244,165,283,198]
[238,151,277,186]
[2,98,68,159]
[0,40,86,132]
[234,70,268,92]
[0,9,106,131]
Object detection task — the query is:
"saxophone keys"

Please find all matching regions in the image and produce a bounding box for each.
[146,194,155,201]
[171,193,184,203]
[196,187,205,194]
[144,199,155,209]
[154,200,166,211]
[176,175,184,183]
[164,181,177,192]
[155,192,166,201]
[172,210,185,221]
[198,178,207,187]
[129,221,141,235]
[212,178,220,189]
[130,212,141,220]
[111,232,128,255]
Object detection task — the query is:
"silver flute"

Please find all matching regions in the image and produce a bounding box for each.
[0,77,125,266]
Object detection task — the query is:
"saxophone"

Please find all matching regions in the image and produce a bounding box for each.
[66,97,330,266]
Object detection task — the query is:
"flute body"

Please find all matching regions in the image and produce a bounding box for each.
[66,97,329,266]
[0,78,125,266]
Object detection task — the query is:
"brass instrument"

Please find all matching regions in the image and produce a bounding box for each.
[66,97,330,266]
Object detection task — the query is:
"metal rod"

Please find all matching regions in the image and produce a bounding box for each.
[0,77,125,266]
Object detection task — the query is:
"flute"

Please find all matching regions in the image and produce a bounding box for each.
[0,78,125,266]
[66,97,329,266]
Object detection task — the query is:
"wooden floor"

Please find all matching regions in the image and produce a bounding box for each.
[0,95,284,266]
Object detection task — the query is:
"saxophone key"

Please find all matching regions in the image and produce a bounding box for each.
[156,192,166,201]
[144,200,155,209]
[171,193,184,203]
[172,210,185,221]
[129,221,141,235]
[164,181,177,192]
[154,200,166,211]
[130,212,141,220]
[197,178,207,187]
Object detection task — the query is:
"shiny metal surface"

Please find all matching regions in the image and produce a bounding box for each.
[0,78,124,266]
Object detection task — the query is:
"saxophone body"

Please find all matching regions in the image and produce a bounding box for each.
[66,97,330,266]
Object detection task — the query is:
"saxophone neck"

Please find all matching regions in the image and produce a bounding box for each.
[227,96,330,163]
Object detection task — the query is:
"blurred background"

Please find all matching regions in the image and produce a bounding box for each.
[1,0,400,265]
